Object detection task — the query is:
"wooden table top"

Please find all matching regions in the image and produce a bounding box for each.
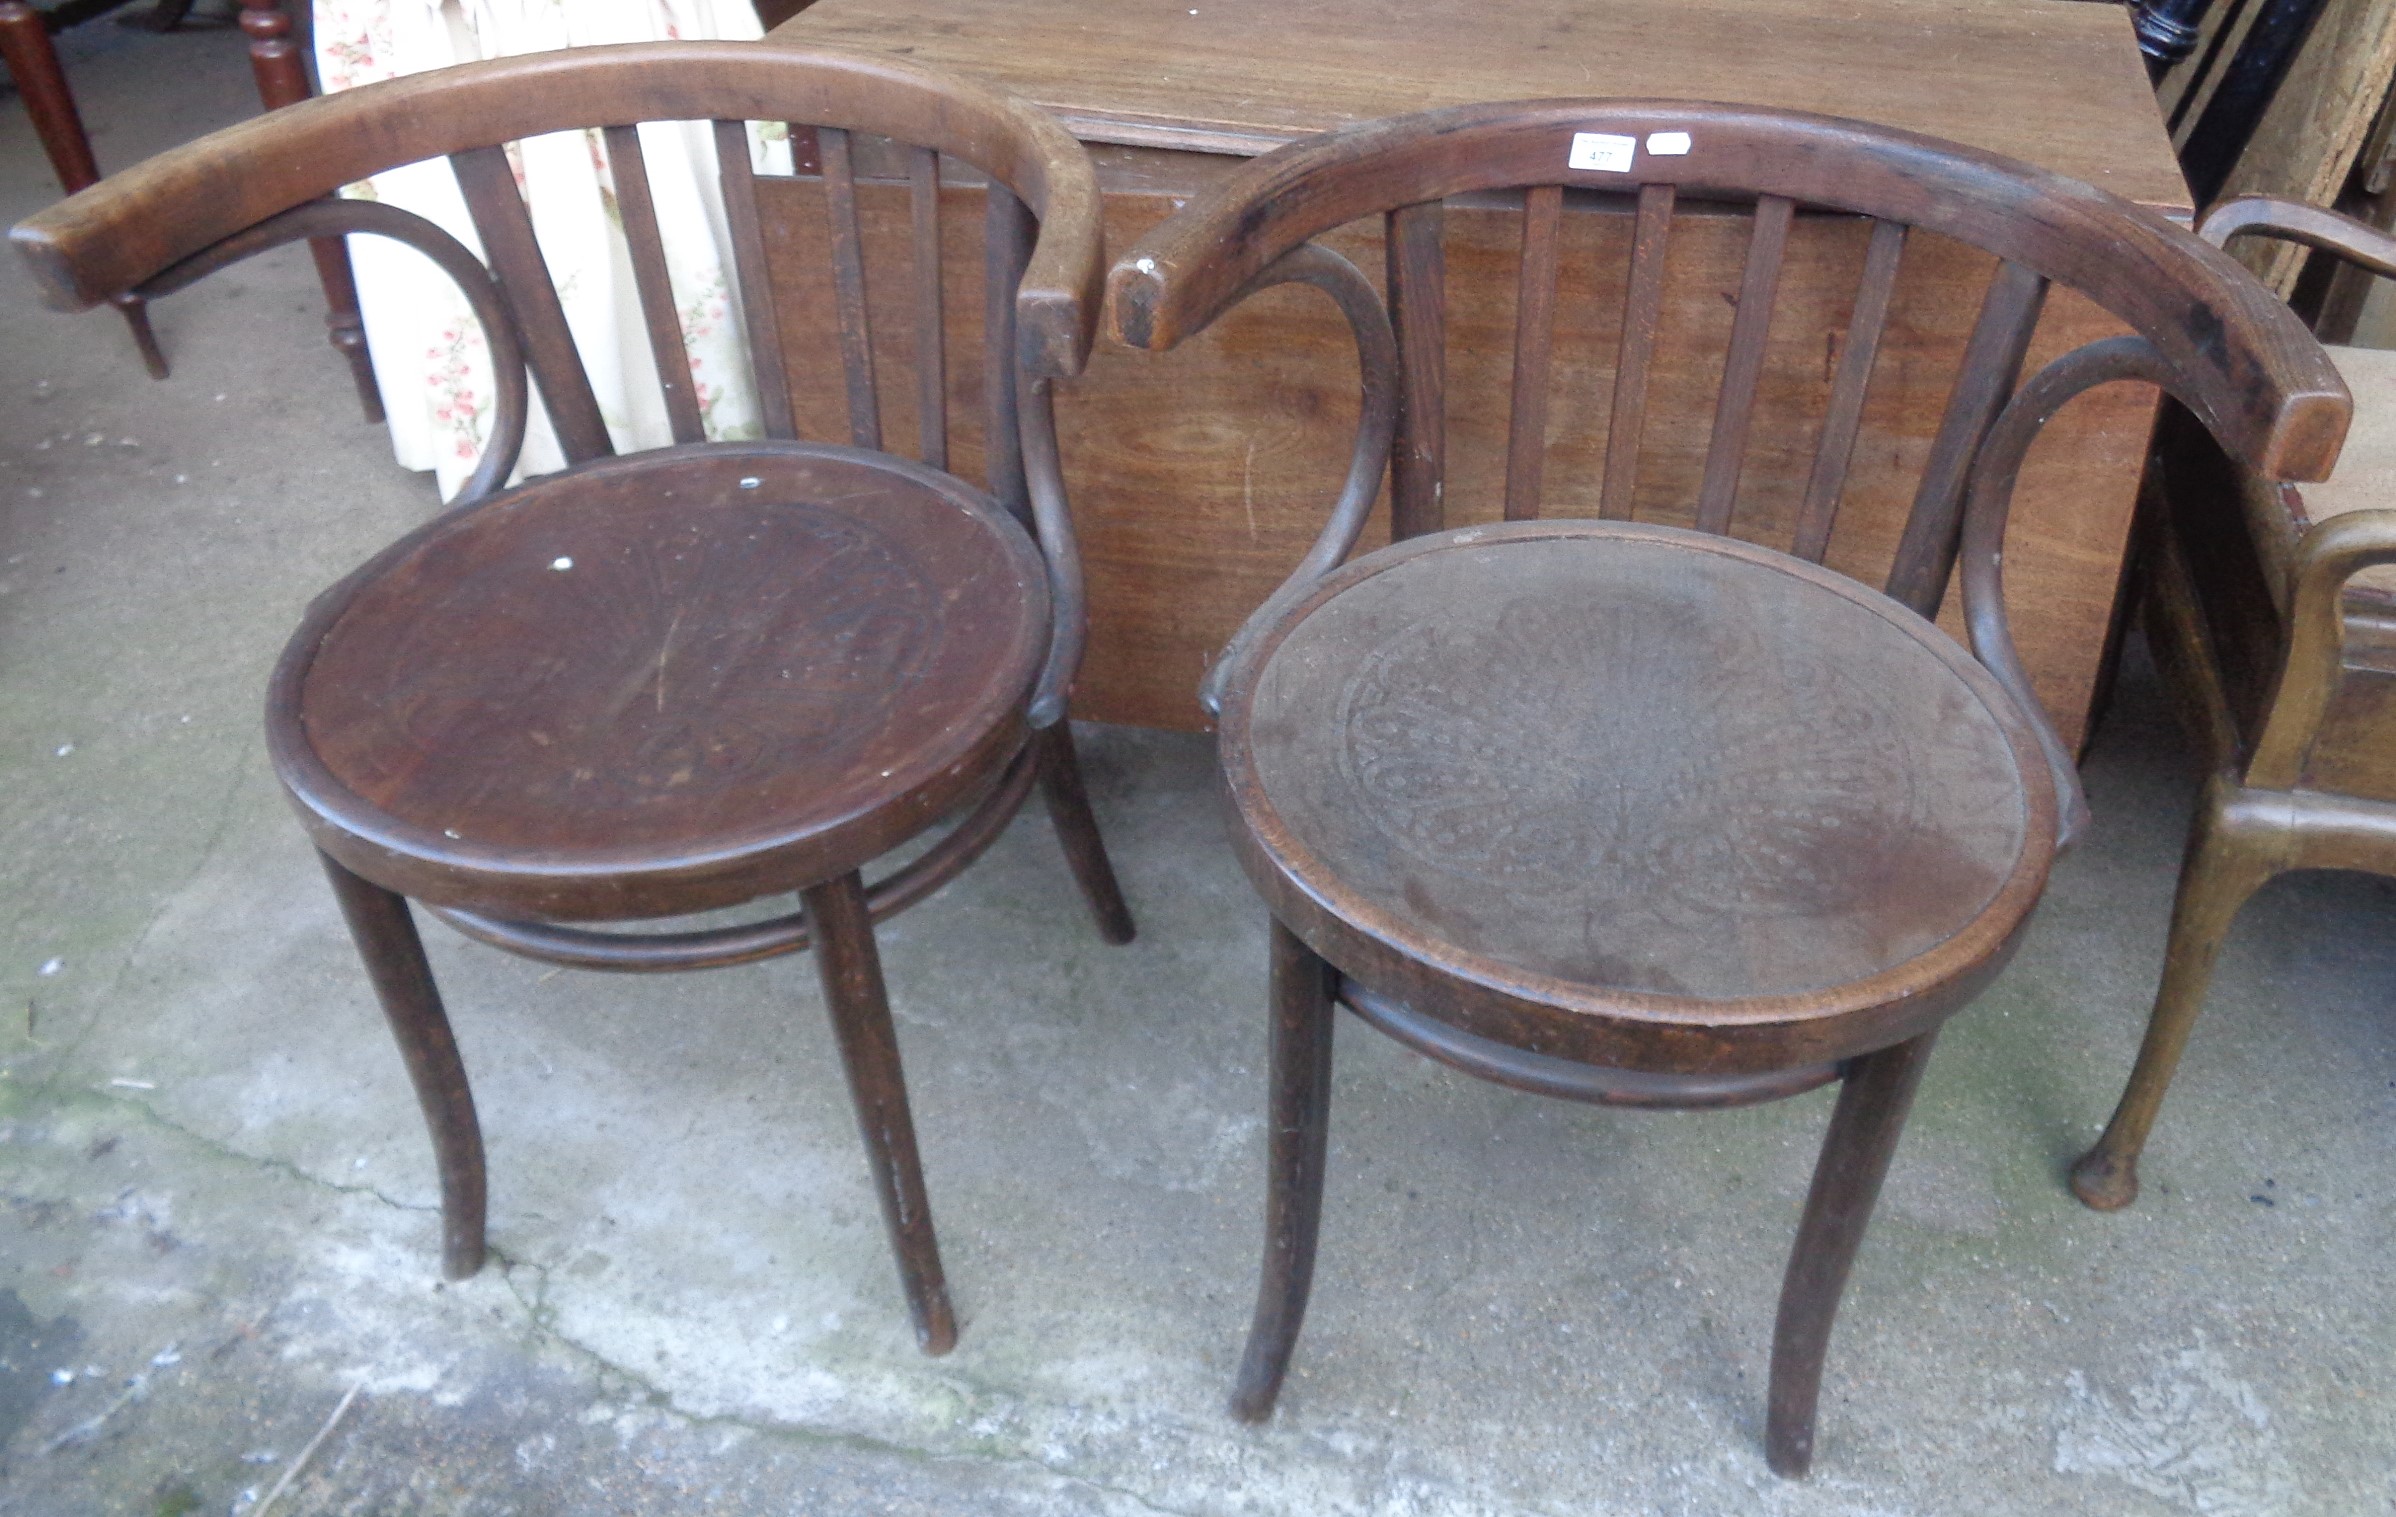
[776,0,2188,210]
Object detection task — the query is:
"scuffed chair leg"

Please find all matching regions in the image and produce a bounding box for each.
[1766,1031,1936,1478]
[0,2,169,379]
[802,871,959,1355]
[111,295,170,379]
[1032,722,1136,945]
[318,851,487,1280]
[1230,919,1336,1422]
[2071,782,2279,1211]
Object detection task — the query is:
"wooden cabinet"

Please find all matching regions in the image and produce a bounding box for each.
[765,0,2190,743]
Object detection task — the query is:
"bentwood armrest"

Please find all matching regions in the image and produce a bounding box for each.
[1106,98,2350,483]
[9,40,1104,378]
[2244,508,2396,789]
[2201,195,2396,283]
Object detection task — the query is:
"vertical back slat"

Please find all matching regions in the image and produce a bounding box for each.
[1791,218,1908,563]
[909,146,948,470]
[602,125,705,446]
[714,118,797,440]
[1693,193,1795,536]
[984,184,1034,525]
[1503,184,1564,521]
[1387,201,1447,540]
[1884,259,2049,615]
[1602,182,1676,519]
[819,127,883,451]
[450,144,613,463]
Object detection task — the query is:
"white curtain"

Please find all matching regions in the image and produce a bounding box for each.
[314,0,785,499]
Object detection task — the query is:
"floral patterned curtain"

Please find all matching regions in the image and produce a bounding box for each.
[314,0,784,499]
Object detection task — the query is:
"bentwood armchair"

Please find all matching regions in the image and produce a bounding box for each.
[1106,100,2346,1474]
[9,42,1133,1354]
[2072,196,2396,1211]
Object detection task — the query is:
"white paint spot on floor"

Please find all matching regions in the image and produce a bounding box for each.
[2054,1337,2300,1514]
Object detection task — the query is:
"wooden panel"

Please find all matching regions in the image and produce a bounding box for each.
[759,167,2150,744]
[776,0,2187,210]
[2217,0,2396,296]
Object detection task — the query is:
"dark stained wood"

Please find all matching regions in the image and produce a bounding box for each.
[803,869,958,1355]
[1694,194,1794,535]
[1883,260,2045,616]
[1031,722,1137,944]
[820,126,885,449]
[909,145,948,469]
[983,185,1033,520]
[1793,218,1907,563]
[0,1,168,377]
[602,124,707,445]
[429,743,1044,971]
[2072,195,2396,1212]
[1386,201,1446,539]
[1228,919,1336,1424]
[762,1,2261,742]
[716,117,800,441]
[1338,976,1842,1108]
[1110,99,2350,1474]
[1502,184,1561,521]
[319,850,486,1281]
[11,43,1110,382]
[451,143,614,463]
[279,446,1051,920]
[9,42,1132,1343]
[237,0,380,420]
[1602,182,1676,521]
[1232,524,2051,1042]
[1105,103,2343,485]
[1767,1031,1937,1477]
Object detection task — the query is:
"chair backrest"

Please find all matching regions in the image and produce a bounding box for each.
[1107,99,2349,621]
[9,41,1103,513]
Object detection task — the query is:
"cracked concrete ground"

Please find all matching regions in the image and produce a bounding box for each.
[5,17,2395,1517]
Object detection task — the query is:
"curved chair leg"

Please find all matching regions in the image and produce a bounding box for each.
[317,851,487,1280]
[1230,919,1336,1422]
[1766,1031,1936,1478]
[2069,785,2280,1211]
[1031,722,1136,945]
[801,871,959,1355]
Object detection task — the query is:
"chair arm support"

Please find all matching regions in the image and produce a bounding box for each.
[1961,335,2177,850]
[2246,508,2396,789]
[2200,195,2396,281]
[133,197,529,506]
[1181,242,1400,717]
[1020,378,1086,728]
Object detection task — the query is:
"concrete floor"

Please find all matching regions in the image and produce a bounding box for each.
[5,18,2395,1517]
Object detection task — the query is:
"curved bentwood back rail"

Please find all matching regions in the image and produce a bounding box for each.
[1108,98,2351,847]
[10,40,1106,722]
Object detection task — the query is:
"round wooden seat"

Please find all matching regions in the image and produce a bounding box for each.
[1220,520,2059,1075]
[268,444,1052,922]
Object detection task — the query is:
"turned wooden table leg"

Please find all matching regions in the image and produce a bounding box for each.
[1230,919,1337,1422]
[1767,1031,1937,1477]
[0,2,169,378]
[238,0,383,423]
[318,852,488,1281]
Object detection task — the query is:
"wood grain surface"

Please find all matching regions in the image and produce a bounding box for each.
[1239,527,2031,1001]
[758,166,2158,737]
[765,1,2192,740]
[276,445,1050,918]
[779,0,2186,207]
